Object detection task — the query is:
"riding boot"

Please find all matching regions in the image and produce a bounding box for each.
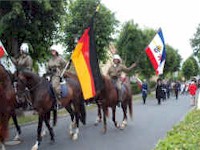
[54,94,61,110]
[117,89,122,107]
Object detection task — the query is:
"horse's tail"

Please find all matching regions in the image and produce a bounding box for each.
[128,95,133,119]
[80,99,86,125]
[52,109,57,127]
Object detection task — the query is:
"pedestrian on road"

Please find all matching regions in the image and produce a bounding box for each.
[174,81,180,100]
[156,78,163,105]
[188,80,197,106]
[141,79,148,104]
[166,80,171,99]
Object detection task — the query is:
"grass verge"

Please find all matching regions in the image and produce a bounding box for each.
[155,109,200,150]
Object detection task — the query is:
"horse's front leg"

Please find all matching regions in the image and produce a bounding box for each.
[112,106,119,128]
[72,111,79,141]
[11,111,21,141]
[31,115,43,150]
[102,106,107,134]
[120,102,128,130]
[1,142,6,150]
[65,105,75,136]
[95,102,102,126]
[44,112,55,142]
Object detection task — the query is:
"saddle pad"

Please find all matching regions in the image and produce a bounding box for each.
[61,83,68,98]
[48,83,56,99]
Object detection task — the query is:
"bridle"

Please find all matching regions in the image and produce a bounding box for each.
[16,76,43,95]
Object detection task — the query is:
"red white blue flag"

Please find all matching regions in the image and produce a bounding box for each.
[145,28,166,75]
[0,40,16,73]
[0,41,7,58]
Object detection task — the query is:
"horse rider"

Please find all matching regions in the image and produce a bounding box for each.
[12,42,33,71]
[11,42,33,110]
[107,54,136,106]
[47,45,67,100]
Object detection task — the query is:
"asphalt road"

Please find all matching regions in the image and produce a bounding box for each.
[6,94,192,150]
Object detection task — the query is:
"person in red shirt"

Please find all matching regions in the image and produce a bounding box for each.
[188,80,197,106]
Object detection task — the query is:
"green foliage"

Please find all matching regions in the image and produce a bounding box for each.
[191,24,200,58]
[149,80,156,90]
[64,0,118,62]
[155,110,200,150]
[0,0,66,62]
[164,45,182,74]
[116,21,155,78]
[182,56,199,80]
[131,82,141,95]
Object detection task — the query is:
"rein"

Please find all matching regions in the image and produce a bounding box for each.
[17,78,43,95]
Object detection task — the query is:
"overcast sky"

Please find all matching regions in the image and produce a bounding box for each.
[101,0,200,61]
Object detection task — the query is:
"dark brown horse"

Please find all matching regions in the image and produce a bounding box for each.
[95,75,133,133]
[0,64,19,150]
[17,70,86,149]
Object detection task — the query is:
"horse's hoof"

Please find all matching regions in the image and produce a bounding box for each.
[94,121,99,126]
[51,137,55,143]
[13,136,21,141]
[101,128,107,134]
[116,123,120,129]
[69,130,74,137]
[120,121,127,130]
[72,133,78,141]
[120,124,125,130]
[31,145,38,150]
[50,139,55,145]
[1,144,6,150]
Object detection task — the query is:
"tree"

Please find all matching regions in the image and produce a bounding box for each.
[116,21,156,79]
[0,0,66,62]
[182,57,199,80]
[64,0,118,62]
[191,24,200,58]
[164,45,182,75]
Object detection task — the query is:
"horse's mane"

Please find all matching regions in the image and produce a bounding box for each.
[19,69,40,80]
[64,71,79,80]
[101,75,113,88]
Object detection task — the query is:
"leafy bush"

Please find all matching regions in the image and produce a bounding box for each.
[149,80,156,90]
[131,82,141,95]
[155,109,200,150]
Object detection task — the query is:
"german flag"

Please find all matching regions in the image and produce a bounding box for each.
[71,24,103,100]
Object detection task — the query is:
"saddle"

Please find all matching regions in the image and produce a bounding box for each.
[48,79,68,99]
[112,79,126,100]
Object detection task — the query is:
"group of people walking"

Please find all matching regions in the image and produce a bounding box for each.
[141,78,198,106]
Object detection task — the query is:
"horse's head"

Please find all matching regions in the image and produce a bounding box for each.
[16,70,40,100]
[16,71,28,101]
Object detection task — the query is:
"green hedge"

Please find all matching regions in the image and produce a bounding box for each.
[155,109,200,150]
[131,82,141,95]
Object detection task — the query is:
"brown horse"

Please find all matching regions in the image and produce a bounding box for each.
[17,70,86,150]
[95,75,133,133]
[0,64,19,150]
